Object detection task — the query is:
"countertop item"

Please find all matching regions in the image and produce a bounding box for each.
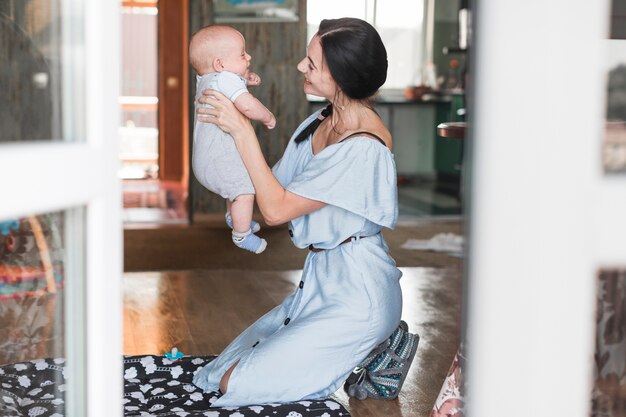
[437,121,466,139]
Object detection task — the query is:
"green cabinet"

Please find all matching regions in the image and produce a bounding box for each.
[434,93,464,192]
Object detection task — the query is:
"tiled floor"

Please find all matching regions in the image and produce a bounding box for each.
[122,179,188,225]
[122,177,463,225]
[397,178,462,218]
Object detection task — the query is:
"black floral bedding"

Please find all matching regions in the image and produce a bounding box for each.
[0,355,350,417]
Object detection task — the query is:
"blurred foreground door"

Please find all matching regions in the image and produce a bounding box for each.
[0,1,122,416]
[466,1,614,417]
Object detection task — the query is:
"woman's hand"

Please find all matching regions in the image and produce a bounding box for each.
[197,89,253,136]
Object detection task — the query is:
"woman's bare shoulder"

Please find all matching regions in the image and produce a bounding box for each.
[358,116,392,149]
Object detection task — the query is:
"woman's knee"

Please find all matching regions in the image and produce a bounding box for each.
[220,360,239,394]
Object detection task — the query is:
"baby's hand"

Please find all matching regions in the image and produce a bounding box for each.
[265,114,276,130]
[247,72,262,86]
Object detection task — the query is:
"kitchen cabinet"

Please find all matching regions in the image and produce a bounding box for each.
[434,93,464,184]
[309,92,460,182]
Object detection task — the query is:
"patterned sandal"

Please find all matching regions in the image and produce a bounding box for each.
[345,320,419,400]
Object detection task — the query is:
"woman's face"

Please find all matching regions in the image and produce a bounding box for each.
[297,35,337,99]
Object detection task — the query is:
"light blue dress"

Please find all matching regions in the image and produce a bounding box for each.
[192,109,403,407]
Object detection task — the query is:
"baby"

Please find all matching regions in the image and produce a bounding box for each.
[189,25,276,254]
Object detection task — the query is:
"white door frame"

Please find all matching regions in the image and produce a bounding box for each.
[0,1,122,416]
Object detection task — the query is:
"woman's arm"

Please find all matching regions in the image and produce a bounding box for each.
[197,89,325,226]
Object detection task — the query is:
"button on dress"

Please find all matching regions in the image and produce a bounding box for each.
[192,110,403,407]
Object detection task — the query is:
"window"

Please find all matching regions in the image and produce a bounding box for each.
[306,0,425,90]
[119,4,159,179]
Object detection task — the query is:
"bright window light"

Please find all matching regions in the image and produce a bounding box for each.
[307,0,425,90]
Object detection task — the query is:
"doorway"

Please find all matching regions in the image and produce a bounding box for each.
[120,0,189,225]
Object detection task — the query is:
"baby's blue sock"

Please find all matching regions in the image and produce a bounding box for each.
[232,229,267,254]
[225,211,260,233]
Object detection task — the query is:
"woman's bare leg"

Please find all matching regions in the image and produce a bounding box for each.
[220,360,240,394]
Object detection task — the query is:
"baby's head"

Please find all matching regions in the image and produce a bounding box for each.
[189,25,251,76]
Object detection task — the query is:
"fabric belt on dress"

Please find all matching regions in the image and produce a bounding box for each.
[308,233,379,253]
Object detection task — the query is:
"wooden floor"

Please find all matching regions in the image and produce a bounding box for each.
[123,264,463,417]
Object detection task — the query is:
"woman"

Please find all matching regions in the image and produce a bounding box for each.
[192,17,405,407]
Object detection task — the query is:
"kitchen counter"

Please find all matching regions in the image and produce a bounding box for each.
[307,90,458,106]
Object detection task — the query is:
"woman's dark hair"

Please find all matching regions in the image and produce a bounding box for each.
[294,18,388,144]
[318,17,388,100]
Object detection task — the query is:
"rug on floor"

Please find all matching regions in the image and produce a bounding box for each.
[0,354,350,417]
